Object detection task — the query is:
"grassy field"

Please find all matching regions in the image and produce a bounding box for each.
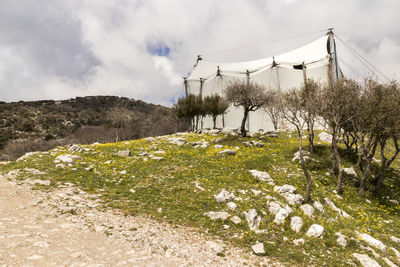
[1,131,399,266]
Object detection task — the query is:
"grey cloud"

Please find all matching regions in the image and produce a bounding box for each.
[0,0,399,104]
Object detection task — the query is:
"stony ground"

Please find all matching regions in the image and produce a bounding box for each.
[0,172,280,267]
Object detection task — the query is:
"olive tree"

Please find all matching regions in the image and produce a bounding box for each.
[224,80,270,137]
[263,89,281,131]
[203,94,229,129]
[280,88,313,203]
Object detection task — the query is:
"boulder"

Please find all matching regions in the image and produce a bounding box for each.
[343,167,358,177]
[359,233,386,252]
[145,137,156,142]
[169,137,186,146]
[300,204,314,217]
[251,243,265,255]
[214,189,235,203]
[273,206,292,225]
[249,170,273,182]
[204,211,230,221]
[267,201,282,215]
[335,232,347,247]
[117,150,131,157]
[16,151,40,162]
[226,202,237,210]
[208,129,221,135]
[313,201,325,213]
[352,253,381,267]
[324,198,351,218]
[306,224,324,238]
[244,209,261,231]
[318,132,332,143]
[218,149,237,156]
[290,216,303,233]
[292,150,311,162]
[391,247,400,259]
[230,216,242,224]
[243,142,252,147]
[282,193,304,206]
[390,236,400,244]
[56,154,82,163]
[214,145,223,149]
[274,184,297,194]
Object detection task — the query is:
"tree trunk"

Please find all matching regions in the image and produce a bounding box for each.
[359,139,378,196]
[373,138,399,195]
[213,116,217,129]
[359,163,370,196]
[241,108,249,137]
[307,121,314,154]
[332,127,344,194]
[297,126,312,203]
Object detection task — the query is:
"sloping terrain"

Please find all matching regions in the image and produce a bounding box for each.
[1,131,400,266]
[0,96,181,160]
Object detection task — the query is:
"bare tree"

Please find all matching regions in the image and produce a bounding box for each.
[280,88,313,203]
[224,80,270,137]
[263,89,281,131]
[316,79,360,194]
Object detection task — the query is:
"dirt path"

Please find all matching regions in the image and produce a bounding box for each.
[0,174,279,266]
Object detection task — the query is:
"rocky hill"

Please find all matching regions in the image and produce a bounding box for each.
[0,96,183,160]
[1,130,399,265]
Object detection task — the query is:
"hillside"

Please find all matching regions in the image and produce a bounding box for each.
[0,96,182,160]
[1,131,400,266]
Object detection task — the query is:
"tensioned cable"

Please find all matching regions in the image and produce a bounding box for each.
[338,57,365,82]
[201,28,330,57]
[169,83,184,107]
[335,34,390,82]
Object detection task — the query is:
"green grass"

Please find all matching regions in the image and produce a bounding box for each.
[1,132,400,266]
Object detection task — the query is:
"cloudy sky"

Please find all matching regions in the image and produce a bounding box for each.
[0,0,399,106]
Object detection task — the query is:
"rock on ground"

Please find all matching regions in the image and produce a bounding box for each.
[273,207,292,225]
[214,189,235,203]
[318,132,332,143]
[335,232,347,247]
[204,211,230,221]
[244,209,262,231]
[313,201,324,213]
[306,224,324,238]
[293,238,305,246]
[359,233,386,252]
[252,243,265,255]
[300,204,314,217]
[249,170,273,182]
[290,216,303,233]
[218,149,237,156]
[353,253,381,267]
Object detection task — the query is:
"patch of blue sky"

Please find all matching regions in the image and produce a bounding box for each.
[147,42,170,57]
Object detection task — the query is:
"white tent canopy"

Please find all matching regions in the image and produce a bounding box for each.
[185,32,342,131]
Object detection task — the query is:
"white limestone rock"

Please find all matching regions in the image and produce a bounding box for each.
[300,204,314,217]
[208,129,221,135]
[383,258,397,267]
[274,184,297,194]
[352,253,381,267]
[214,145,223,149]
[290,216,303,233]
[335,232,347,247]
[27,179,51,186]
[56,154,82,163]
[226,202,237,210]
[168,137,186,146]
[230,216,242,224]
[243,209,261,231]
[306,224,324,238]
[16,151,40,162]
[318,132,332,143]
[324,198,351,218]
[359,233,386,252]
[282,193,304,206]
[204,211,230,221]
[292,150,311,162]
[344,167,358,177]
[313,201,325,213]
[390,247,400,259]
[390,236,400,244]
[214,189,235,203]
[267,201,282,215]
[273,206,292,225]
[205,241,223,254]
[252,243,265,255]
[249,170,273,182]
[117,150,131,157]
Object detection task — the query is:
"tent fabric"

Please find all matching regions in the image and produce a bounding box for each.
[186,34,341,131]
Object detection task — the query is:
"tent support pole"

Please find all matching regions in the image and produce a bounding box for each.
[199,78,204,98]
[183,77,188,97]
[302,62,307,86]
